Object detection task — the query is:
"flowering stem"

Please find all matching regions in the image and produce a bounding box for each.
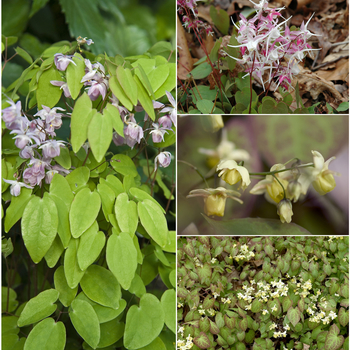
[249,163,314,176]
[249,51,256,114]
[178,160,209,188]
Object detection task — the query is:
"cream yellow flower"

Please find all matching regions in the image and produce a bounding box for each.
[277,199,293,223]
[250,164,291,203]
[187,187,243,217]
[217,160,251,190]
[311,150,337,195]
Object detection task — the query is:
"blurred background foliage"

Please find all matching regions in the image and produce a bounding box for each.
[178,116,349,235]
[2,0,175,88]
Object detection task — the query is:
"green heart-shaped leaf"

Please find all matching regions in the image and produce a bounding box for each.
[22,195,58,264]
[124,293,164,349]
[69,188,101,238]
[23,318,65,350]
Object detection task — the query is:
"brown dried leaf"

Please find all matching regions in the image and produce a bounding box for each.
[177,15,194,80]
[293,70,347,107]
[316,58,349,82]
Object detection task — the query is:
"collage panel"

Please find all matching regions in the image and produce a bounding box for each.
[177,115,348,235]
[2,1,176,349]
[177,0,349,115]
[177,235,349,350]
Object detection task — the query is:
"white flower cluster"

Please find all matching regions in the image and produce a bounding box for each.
[235,244,255,261]
[177,328,194,350]
[237,279,289,304]
[198,304,216,317]
[328,236,344,243]
[193,257,203,268]
[221,297,231,304]
[309,309,337,324]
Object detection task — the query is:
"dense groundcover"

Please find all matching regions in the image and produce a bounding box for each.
[177,236,349,350]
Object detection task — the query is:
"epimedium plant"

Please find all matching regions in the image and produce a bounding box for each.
[2,36,176,350]
[177,235,349,350]
[177,0,349,114]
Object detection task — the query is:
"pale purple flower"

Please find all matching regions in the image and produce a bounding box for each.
[19,145,36,159]
[158,115,172,129]
[124,122,143,148]
[13,134,34,149]
[124,116,143,149]
[2,98,22,124]
[110,94,129,120]
[39,140,66,158]
[154,152,172,170]
[86,81,108,101]
[23,167,45,187]
[159,91,176,127]
[112,132,125,146]
[77,37,94,46]
[2,179,33,196]
[54,53,76,71]
[150,123,168,143]
[81,60,105,83]
[50,80,72,98]
[51,164,70,175]
[45,170,59,184]
[81,60,108,101]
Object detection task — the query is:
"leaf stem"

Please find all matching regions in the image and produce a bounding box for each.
[178,160,209,188]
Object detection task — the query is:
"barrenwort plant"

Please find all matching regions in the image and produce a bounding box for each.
[177,236,349,350]
[177,0,349,114]
[2,35,176,349]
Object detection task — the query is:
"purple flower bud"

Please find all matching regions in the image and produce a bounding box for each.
[54,53,77,71]
[154,152,172,170]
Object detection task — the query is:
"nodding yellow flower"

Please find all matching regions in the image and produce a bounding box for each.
[187,187,243,217]
[217,160,251,190]
[277,199,293,223]
[311,150,337,195]
[250,163,291,203]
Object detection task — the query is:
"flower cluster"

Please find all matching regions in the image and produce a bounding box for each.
[197,304,216,317]
[111,91,175,159]
[52,50,175,170]
[226,0,320,91]
[235,243,255,261]
[193,256,203,268]
[237,278,289,306]
[177,0,213,36]
[2,98,69,195]
[177,327,194,350]
[250,150,339,223]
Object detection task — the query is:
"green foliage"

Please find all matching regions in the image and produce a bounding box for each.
[2,30,175,349]
[177,236,349,350]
